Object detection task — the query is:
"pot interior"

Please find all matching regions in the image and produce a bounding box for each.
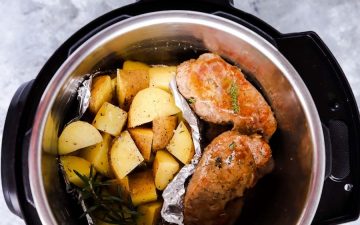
[35,11,324,225]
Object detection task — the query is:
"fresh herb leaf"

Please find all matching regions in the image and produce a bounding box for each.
[229,81,240,113]
[80,205,100,218]
[229,142,236,150]
[187,97,196,104]
[74,166,138,224]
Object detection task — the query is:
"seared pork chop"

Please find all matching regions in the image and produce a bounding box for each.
[184,131,273,225]
[176,53,277,140]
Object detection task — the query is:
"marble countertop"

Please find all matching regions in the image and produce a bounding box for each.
[0,0,359,224]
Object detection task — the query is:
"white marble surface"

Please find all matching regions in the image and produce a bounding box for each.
[0,0,359,224]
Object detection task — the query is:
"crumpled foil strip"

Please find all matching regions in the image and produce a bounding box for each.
[77,76,92,118]
[66,74,93,125]
[161,79,203,225]
[68,69,116,124]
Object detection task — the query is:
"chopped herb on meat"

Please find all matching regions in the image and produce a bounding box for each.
[229,142,236,150]
[229,81,239,113]
[187,97,196,104]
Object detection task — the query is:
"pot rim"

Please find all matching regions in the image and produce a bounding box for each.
[28,10,325,225]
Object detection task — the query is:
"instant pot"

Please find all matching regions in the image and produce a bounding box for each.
[2,0,360,224]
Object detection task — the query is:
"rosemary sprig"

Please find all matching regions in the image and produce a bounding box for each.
[229,81,240,113]
[74,167,138,225]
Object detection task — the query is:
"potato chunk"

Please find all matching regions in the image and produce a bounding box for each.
[107,177,130,197]
[60,156,94,187]
[129,170,157,206]
[149,66,176,92]
[128,87,180,128]
[110,131,144,179]
[176,112,185,124]
[79,133,112,177]
[129,128,153,161]
[111,77,116,91]
[92,102,127,136]
[136,201,163,225]
[58,121,102,155]
[117,69,149,110]
[152,116,177,150]
[89,75,113,114]
[153,150,180,190]
[166,121,194,164]
[123,60,150,71]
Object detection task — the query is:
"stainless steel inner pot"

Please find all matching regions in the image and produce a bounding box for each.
[28,11,325,225]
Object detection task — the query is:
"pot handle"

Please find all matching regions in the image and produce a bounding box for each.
[1,80,34,218]
[275,32,360,224]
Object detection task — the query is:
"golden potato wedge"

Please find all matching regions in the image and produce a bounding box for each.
[92,102,127,136]
[149,66,176,92]
[152,116,177,150]
[129,128,153,161]
[110,131,144,179]
[107,177,130,197]
[128,88,181,128]
[79,133,112,177]
[111,77,116,91]
[60,156,94,187]
[166,121,194,164]
[136,201,163,225]
[176,112,185,124]
[58,121,102,155]
[117,69,149,110]
[129,170,157,206]
[123,60,150,71]
[118,176,130,192]
[153,150,180,190]
[89,75,113,114]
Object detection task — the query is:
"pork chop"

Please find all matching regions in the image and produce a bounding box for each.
[184,131,273,225]
[176,53,277,140]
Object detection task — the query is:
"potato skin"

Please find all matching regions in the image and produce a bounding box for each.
[129,170,157,206]
[166,121,195,164]
[117,69,149,110]
[60,156,94,187]
[107,177,130,198]
[136,201,163,225]
[149,66,176,92]
[92,102,127,136]
[58,121,102,155]
[123,60,150,71]
[79,133,113,177]
[129,128,154,161]
[89,75,113,114]
[128,87,180,128]
[153,150,180,190]
[110,131,144,179]
[152,115,177,150]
